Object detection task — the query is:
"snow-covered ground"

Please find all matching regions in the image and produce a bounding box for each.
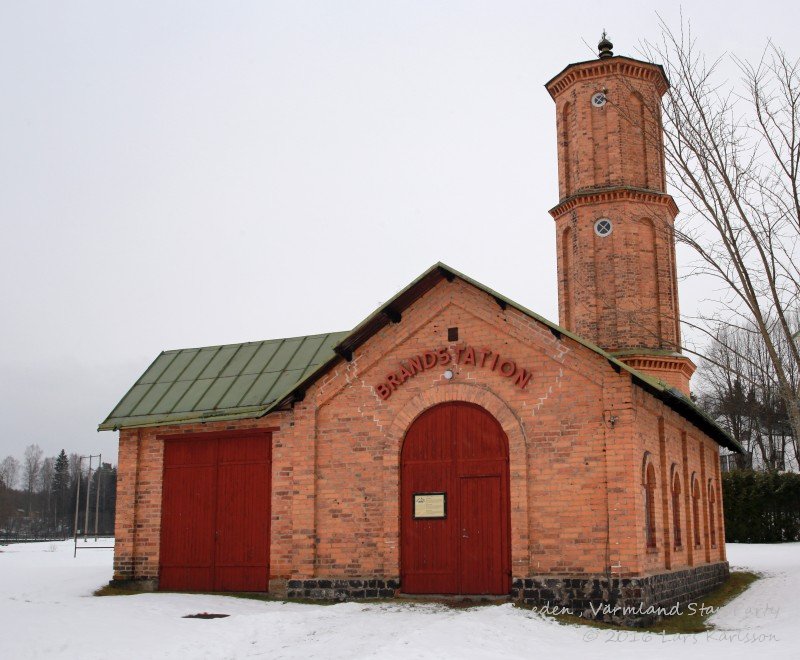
[0,541,795,659]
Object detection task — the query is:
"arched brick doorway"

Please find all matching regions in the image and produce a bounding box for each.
[400,401,511,595]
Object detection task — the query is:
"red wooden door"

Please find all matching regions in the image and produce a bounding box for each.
[214,436,271,591]
[160,438,218,591]
[159,432,271,592]
[400,404,457,594]
[400,402,510,595]
[459,476,504,594]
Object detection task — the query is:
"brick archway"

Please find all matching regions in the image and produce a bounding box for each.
[380,383,529,580]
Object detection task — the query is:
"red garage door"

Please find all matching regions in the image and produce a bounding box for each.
[159,432,271,592]
[400,402,510,595]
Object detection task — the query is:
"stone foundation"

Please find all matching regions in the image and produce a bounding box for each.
[273,562,729,626]
[512,562,730,626]
[108,577,158,592]
[110,562,729,625]
[284,578,400,600]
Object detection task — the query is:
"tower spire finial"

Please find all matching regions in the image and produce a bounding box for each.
[598,31,613,59]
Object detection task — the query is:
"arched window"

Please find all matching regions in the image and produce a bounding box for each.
[708,480,717,548]
[562,226,573,329]
[629,91,650,188]
[643,457,657,548]
[692,475,701,548]
[671,468,682,548]
[562,102,572,196]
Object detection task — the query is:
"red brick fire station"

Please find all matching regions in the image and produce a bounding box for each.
[100,36,741,624]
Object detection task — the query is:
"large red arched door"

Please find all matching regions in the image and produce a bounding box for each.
[400,402,511,595]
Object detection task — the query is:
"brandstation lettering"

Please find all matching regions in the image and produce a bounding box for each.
[375,345,532,400]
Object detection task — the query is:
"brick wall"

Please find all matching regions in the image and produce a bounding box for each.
[633,388,726,578]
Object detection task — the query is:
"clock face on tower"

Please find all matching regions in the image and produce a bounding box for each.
[591,92,607,107]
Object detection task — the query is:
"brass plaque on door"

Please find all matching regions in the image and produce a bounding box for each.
[413,493,446,519]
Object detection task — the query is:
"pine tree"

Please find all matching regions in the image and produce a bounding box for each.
[52,450,70,528]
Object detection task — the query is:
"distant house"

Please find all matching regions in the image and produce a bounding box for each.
[720,433,797,473]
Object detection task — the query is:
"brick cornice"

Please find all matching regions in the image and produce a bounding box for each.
[549,187,679,219]
[545,56,669,99]
[617,354,697,380]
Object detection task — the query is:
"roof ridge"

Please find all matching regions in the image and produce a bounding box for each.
[160,330,350,355]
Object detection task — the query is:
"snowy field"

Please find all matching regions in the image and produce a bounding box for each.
[0,540,796,659]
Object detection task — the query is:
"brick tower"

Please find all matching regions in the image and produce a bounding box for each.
[545,34,695,395]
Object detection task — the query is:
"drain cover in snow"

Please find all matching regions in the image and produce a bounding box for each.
[183,613,229,619]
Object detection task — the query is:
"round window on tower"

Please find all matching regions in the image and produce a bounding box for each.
[591,91,607,108]
[594,218,613,236]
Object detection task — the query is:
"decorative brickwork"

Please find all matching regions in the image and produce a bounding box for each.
[617,353,696,395]
[546,56,670,99]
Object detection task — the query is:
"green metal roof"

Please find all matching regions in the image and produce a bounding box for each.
[98,332,348,431]
[98,262,741,454]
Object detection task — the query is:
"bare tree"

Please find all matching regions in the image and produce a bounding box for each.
[38,456,55,520]
[0,456,20,490]
[699,322,796,470]
[23,444,43,517]
[632,19,800,460]
[68,452,81,484]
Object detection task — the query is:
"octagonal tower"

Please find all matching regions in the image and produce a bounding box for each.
[546,35,695,395]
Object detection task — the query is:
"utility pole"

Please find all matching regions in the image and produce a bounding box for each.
[73,454,102,557]
[94,454,102,541]
[83,457,92,542]
[72,457,82,558]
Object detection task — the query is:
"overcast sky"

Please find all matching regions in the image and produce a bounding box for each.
[1,1,798,465]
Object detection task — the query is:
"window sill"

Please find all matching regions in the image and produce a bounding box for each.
[674,545,683,551]
[646,546,659,554]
